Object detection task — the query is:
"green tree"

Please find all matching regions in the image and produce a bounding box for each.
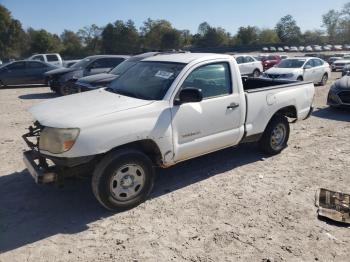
[258,29,279,44]
[60,30,83,58]
[78,24,102,55]
[0,4,26,59]
[101,20,139,54]
[236,26,259,45]
[275,15,302,44]
[194,22,231,47]
[141,19,180,50]
[322,10,340,43]
[27,28,63,54]
[302,30,325,45]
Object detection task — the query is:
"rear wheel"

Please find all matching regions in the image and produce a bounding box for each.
[320,73,328,86]
[92,149,155,211]
[259,115,290,155]
[252,69,261,78]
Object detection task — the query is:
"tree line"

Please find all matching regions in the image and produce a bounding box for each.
[1,3,350,60]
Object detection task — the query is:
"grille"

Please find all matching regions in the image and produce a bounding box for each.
[338,91,350,104]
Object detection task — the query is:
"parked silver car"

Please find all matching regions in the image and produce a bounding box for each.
[262,57,331,85]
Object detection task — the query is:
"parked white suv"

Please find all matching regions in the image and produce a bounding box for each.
[23,53,314,211]
[234,55,263,77]
[263,57,330,85]
[29,53,63,67]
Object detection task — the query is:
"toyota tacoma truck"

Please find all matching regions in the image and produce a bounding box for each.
[22,53,314,211]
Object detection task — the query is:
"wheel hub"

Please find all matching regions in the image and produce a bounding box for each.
[271,123,286,150]
[121,175,134,188]
[109,164,146,201]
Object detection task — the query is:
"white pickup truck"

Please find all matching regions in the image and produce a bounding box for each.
[22,53,314,211]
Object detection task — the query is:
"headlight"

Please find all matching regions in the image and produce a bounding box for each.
[39,127,80,154]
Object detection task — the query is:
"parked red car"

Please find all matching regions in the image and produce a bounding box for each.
[262,55,281,71]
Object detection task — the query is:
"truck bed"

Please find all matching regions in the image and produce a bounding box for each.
[242,77,315,138]
[242,77,297,91]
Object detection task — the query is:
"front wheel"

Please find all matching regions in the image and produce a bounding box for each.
[320,74,328,86]
[259,115,290,155]
[92,149,155,211]
[252,69,261,78]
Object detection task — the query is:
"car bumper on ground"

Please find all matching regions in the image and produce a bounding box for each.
[23,150,58,184]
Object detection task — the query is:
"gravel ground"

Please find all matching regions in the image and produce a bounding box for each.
[0,72,349,262]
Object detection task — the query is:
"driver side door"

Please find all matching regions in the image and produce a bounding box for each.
[303,59,316,82]
[171,62,244,162]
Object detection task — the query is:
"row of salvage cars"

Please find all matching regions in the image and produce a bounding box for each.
[45,51,350,108]
[262,44,349,52]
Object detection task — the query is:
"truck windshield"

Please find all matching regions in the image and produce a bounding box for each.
[276,59,306,68]
[107,61,185,100]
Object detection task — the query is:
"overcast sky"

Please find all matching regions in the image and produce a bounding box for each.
[2,0,349,35]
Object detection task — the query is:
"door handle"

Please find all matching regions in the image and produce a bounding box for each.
[227,102,239,109]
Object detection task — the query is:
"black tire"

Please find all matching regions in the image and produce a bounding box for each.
[58,84,70,96]
[320,73,328,86]
[259,115,290,155]
[92,149,155,211]
[252,69,261,78]
[297,76,303,81]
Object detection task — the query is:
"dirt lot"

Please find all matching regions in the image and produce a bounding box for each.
[0,73,350,262]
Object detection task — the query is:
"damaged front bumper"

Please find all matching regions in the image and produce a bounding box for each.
[22,122,95,184]
[23,150,57,184]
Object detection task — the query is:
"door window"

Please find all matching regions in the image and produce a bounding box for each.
[235,56,244,64]
[7,62,26,70]
[313,59,323,67]
[181,63,232,99]
[245,56,255,63]
[305,60,315,68]
[91,58,125,69]
[27,61,46,69]
[47,55,59,62]
[32,55,45,62]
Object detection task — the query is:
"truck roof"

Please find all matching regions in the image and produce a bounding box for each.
[143,53,232,64]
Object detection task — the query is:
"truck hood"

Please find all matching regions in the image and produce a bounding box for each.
[44,67,75,76]
[29,89,154,127]
[265,67,301,74]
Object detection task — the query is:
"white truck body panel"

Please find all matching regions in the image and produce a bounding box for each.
[28,53,314,167]
[244,82,315,137]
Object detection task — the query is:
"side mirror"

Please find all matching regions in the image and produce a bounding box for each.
[304,65,312,70]
[175,88,203,105]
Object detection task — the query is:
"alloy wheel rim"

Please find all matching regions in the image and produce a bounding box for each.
[109,164,146,201]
